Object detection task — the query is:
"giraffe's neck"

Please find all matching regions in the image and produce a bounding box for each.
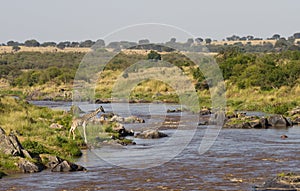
[80,109,101,121]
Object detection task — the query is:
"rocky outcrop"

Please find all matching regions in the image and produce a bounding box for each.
[135,130,168,139]
[109,115,145,123]
[112,123,134,137]
[267,115,292,127]
[17,158,44,173]
[40,154,86,172]
[0,127,27,157]
[222,113,293,129]
[254,173,300,190]
[288,106,300,116]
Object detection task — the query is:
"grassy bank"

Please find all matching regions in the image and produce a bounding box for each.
[0,96,83,174]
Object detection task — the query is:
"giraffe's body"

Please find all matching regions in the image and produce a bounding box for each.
[69,106,105,143]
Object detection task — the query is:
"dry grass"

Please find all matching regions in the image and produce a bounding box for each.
[0,46,91,54]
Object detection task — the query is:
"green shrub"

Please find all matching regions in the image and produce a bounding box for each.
[22,140,49,155]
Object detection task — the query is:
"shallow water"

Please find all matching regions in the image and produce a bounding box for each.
[1,102,299,191]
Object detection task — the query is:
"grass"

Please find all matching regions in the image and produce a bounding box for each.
[0,96,83,174]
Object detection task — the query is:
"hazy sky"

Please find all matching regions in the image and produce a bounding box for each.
[1,0,299,43]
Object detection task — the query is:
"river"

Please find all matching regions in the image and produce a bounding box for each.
[1,101,299,191]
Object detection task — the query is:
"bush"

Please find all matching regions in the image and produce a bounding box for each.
[22,140,49,155]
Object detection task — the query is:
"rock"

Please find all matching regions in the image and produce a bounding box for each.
[167,108,181,113]
[124,116,145,123]
[199,108,211,115]
[40,154,86,172]
[259,117,268,129]
[288,106,300,116]
[268,115,292,127]
[254,173,300,190]
[292,116,300,125]
[0,171,6,179]
[281,135,288,139]
[49,123,64,129]
[51,160,86,172]
[109,115,125,123]
[223,121,252,129]
[0,127,27,157]
[198,121,208,126]
[135,130,168,139]
[17,158,43,173]
[112,123,134,137]
[95,99,111,104]
[101,112,115,119]
[249,119,262,129]
[110,115,145,123]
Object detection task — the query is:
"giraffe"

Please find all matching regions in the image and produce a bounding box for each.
[69,106,105,144]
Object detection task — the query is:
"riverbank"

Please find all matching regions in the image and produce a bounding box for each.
[0,96,84,176]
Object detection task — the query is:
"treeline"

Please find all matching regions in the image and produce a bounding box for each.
[2,32,300,53]
[217,48,300,90]
[0,52,84,86]
[0,47,300,91]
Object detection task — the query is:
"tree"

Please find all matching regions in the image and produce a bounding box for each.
[247,35,254,40]
[205,38,212,44]
[272,34,281,40]
[70,42,80,47]
[57,42,66,49]
[41,42,57,47]
[12,46,21,52]
[195,38,203,44]
[79,40,95,47]
[170,38,176,43]
[187,38,194,45]
[24,39,40,47]
[147,50,161,61]
[138,39,150,44]
[7,41,20,46]
[293,32,300,39]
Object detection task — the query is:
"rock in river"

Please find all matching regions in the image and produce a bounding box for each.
[267,115,292,127]
[40,154,86,172]
[135,130,168,139]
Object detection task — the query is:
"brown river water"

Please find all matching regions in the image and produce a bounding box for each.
[0,102,299,191]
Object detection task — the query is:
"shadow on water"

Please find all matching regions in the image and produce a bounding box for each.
[1,102,299,190]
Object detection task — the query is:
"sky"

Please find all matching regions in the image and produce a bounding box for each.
[1,0,300,43]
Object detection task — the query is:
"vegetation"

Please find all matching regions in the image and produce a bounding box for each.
[0,97,83,160]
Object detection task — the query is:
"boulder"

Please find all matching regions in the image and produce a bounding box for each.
[249,119,262,129]
[51,160,86,172]
[199,108,211,116]
[254,173,300,190]
[135,130,168,139]
[267,115,292,127]
[109,115,125,123]
[40,154,86,172]
[17,158,43,173]
[167,109,181,113]
[110,115,145,123]
[288,106,300,116]
[0,127,27,157]
[112,123,134,137]
[124,116,145,123]
[259,117,268,129]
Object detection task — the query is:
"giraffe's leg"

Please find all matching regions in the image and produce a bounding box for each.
[83,121,87,144]
[69,123,76,140]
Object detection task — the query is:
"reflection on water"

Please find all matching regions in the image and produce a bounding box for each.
[1,102,299,190]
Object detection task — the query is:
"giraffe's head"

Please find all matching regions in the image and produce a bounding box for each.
[96,106,105,113]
